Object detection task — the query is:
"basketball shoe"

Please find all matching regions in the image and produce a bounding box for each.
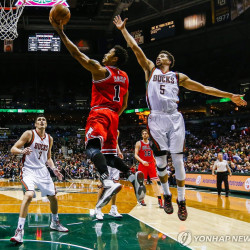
[176,199,188,221]
[50,220,69,232]
[95,207,104,221]
[109,205,122,218]
[96,179,122,208]
[163,195,173,214]
[10,228,24,243]
[129,171,146,202]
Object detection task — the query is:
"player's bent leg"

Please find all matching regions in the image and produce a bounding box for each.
[172,153,188,221]
[86,139,109,180]
[10,191,34,243]
[106,154,146,203]
[48,195,69,232]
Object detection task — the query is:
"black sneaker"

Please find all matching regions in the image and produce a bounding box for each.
[96,180,122,208]
[129,171,146,202]
[163,195,173,214]
[158,198,164,208]
[176,199,188,221]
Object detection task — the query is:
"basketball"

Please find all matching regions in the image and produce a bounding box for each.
[50,4,71,25]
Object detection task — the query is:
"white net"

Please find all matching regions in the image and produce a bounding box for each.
[0,0,25,40]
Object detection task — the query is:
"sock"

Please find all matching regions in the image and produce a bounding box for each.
[158,196,162,206]
[52,213,59,221]
[177,186,185,201]
[161,182,171,195]
[18,217,26,230]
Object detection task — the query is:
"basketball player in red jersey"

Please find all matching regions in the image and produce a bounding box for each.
[114,15,247,221]
[50,19,146,208]
[135,129,163,207]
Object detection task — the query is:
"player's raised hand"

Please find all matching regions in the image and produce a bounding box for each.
[113,15,128,30]
[49,16,64,32]
[53,168,63,181]
[231,94,247,106]
[21,147,32,155]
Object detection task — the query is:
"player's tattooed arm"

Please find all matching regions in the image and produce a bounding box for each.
[113,15,154,77]
[179,73,247,107]
[11,130,32,155]
[50,17,106,75]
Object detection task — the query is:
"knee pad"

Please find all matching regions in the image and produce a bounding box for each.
[172,153,185,181]
[155,156,168,177]
[86,139,101,160]
[86,147,101,160]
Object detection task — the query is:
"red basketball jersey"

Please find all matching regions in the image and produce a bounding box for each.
[138,140,154,163]
[91,66,129,113]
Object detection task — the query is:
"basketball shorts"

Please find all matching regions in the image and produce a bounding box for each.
[21,166,56,197]
[108,166,120,181]
[138,163,158,181]
[85,108,119,155]
[147,111,185,154]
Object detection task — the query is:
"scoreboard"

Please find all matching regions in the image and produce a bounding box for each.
[150,21,175,41]
[28,33,61,52]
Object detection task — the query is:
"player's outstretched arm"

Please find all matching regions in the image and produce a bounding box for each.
[50,18,106,76]
[113,15,154,77]
[118,91,129,116]
[11,131,32,155]
[179,73,247,107]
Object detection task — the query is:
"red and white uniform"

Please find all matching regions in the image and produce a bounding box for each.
[85,66,129,154]
[138,140,158,180]
[21,130,55,197]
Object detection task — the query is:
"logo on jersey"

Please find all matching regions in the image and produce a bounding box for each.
[114,76,126,84]
[153,75,175,84]
[34,143,48,151]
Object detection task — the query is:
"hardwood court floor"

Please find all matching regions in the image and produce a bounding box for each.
[0,179,249,249]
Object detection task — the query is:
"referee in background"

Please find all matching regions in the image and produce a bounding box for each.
[212,152,232,197]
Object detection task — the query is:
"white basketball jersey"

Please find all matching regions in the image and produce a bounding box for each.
[23,130,50,169]
[146,68,179,113]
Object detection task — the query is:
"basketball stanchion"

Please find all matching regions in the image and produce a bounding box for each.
[0,0,26,40]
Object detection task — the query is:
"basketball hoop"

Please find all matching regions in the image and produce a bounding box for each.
[0,0,26,40]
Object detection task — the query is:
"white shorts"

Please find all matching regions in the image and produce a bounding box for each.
[147,111,185,153]
[21,167,56,197]
[108,166,120,181]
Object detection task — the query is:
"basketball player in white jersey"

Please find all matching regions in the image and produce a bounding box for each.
[10,115,68,243]
[114,15,247,221]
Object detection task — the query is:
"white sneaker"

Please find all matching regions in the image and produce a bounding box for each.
[95,207,104,221]
[96,180,122,208]
[109,205,122,218]
[10,228,24,243]
[50,220,69,232]
[129,171,146,202]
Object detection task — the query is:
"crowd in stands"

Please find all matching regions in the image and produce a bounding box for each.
[0,118,249,183]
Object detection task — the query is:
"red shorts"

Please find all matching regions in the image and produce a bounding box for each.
[138,163,158,180]
[85,108,119,154]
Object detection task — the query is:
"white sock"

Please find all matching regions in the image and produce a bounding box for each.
[18,217,26,230]
[52,213,59,221]
[161,182,171,195]
[177,186,185,201]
